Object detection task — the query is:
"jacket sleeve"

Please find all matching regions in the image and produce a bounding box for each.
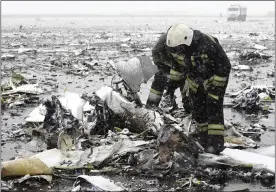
[152,33,175,71]
[166,60,186,96]
[213,43,231,77]
[204,41,231,96]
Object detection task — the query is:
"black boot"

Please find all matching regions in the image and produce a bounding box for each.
[205,135,225,155]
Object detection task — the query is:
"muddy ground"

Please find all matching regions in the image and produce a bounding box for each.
[1,16,275,191]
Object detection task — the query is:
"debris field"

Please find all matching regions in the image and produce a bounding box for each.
[1,16,275,191]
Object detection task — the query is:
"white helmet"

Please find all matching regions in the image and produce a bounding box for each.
[166,24,194,47]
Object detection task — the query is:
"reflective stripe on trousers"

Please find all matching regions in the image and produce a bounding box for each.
[196,121,208,132]
[208,124,224,135]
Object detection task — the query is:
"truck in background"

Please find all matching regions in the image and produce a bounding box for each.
[227,4,247,21]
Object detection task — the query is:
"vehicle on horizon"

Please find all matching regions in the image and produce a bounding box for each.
[227,4,247,21]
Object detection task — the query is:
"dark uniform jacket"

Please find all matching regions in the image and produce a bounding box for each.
[152,33,176,75]
[152,30,231,136]
[146,33,186,107]
[164,30,231,97]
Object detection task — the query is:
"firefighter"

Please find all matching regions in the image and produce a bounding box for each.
[146,33,192,113]
[164,23,231,155]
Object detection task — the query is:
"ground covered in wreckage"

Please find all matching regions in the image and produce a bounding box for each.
[1,16,275,191]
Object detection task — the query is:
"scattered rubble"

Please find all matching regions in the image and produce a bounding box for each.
[12,174,52,187]
[1,16,274,191]
[239,50,272,60]
[72,175,125,191]
[2,70,274,191]
[1,72,44,111]
[227,85,275,111]
[232,65,252,71]
[1,54,15,60]
[18,48,37,54]
[253,44,268,50]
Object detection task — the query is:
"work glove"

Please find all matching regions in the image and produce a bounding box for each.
[160,92,177,113]
[205,135,225,155]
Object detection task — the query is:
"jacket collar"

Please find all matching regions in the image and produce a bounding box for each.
[192,30,202,43]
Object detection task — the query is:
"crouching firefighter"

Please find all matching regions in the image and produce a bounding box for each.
[164,24,231,155]
[146,33,192,113]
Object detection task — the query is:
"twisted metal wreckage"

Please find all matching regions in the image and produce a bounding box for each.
[2,56,275,190]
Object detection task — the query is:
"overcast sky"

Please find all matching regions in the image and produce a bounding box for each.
[2,1,275,16]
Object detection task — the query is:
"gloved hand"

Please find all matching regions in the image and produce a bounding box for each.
[205,135,225,155]
[160,92,177,112]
